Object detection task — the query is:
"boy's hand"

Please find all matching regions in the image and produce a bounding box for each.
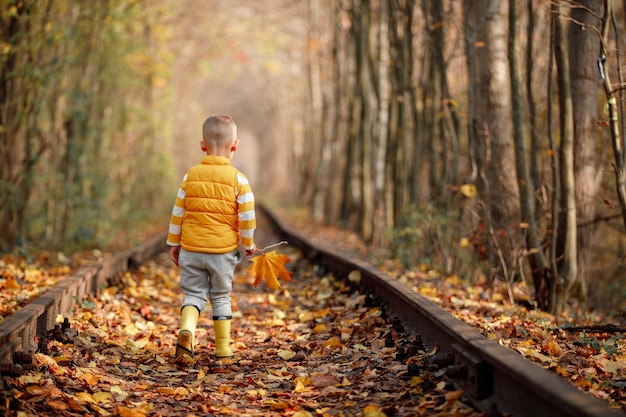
[169,246,181,266]
[245,244,256,257]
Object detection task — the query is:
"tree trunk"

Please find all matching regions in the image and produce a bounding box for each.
[552,0,578,315]
[463,0,479,186]
[466,0,520,272]
[425,0,461,210]
[305,0,325,222]
[599,1,626,228]
[388,0,417,224]
[526,1,541,212]
[509,0,549,302]
[353,0,375,243]
[0,1,52,248]
[569,0,604,299]
[371,0,390,246]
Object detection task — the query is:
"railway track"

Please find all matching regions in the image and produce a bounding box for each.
[0,234,167,372]
[260,206,624,417]
[0,205,623,417]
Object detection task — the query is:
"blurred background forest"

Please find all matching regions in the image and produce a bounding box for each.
[1,0,626,316]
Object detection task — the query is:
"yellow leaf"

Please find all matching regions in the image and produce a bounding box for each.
[93,391,112,403]
[409,376,423,386]
[26,385,48,396]
[247,250,292,290]
[158,386,189,397]
[545,340,562,357]
[117,406,147,417]
[278,350,296,360]
[75,392,95,403]
[363,404,387,417]
[293,376,314,393]
[79,372,99,386]
[298,310,314,322]
[555,366,569,377]
[445,390,464,403]
[19,373,43,384]
[265,399,294,411]
[110,385,128,402]
[270,318,286,327]
[124,323,139,336]
[348,270,361,283]
[460,183,477,198]
[46,400,69,411]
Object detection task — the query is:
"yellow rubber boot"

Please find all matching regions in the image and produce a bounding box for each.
[176,306,199,358]
[214,319,233,358]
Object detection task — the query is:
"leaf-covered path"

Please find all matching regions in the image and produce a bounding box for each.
[3,209,625,415]
[3,244,484,417]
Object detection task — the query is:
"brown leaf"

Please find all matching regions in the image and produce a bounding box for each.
[310,373,340,388]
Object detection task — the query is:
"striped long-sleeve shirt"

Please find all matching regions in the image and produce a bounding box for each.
[167,155,255,253]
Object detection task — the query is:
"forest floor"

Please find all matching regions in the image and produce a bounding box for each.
[0,207,625,415]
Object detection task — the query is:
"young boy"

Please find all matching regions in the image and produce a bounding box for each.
[167,114,256,360]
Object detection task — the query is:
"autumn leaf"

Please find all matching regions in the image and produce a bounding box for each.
[278,350,296,360]
[5,276,20,290]
[247,249,292,290]
[459,183,477,198]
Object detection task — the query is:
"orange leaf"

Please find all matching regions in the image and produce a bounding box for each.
[247,250,292,290]
[5,276,20,290]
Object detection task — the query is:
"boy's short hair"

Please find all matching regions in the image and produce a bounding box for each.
[202,115,237,145]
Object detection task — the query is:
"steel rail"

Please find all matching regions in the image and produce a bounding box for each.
[258,204,624,417]
[0,233,168,370]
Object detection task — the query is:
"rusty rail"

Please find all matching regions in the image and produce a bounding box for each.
[258,204,623,417]
[0,233,167,371]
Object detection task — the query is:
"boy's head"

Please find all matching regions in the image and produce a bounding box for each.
[201,115,238,156]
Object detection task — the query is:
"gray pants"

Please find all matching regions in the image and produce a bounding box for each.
[179,248,242,318]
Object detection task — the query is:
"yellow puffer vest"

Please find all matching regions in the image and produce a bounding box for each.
[180,156,241,254]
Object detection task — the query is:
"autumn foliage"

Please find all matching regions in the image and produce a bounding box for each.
[247,249,292,290]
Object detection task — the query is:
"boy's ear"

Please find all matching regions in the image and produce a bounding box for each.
[200,140,207,152]
[231,139,239,152]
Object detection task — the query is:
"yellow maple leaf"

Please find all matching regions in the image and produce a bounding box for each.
[247,250,292,290]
